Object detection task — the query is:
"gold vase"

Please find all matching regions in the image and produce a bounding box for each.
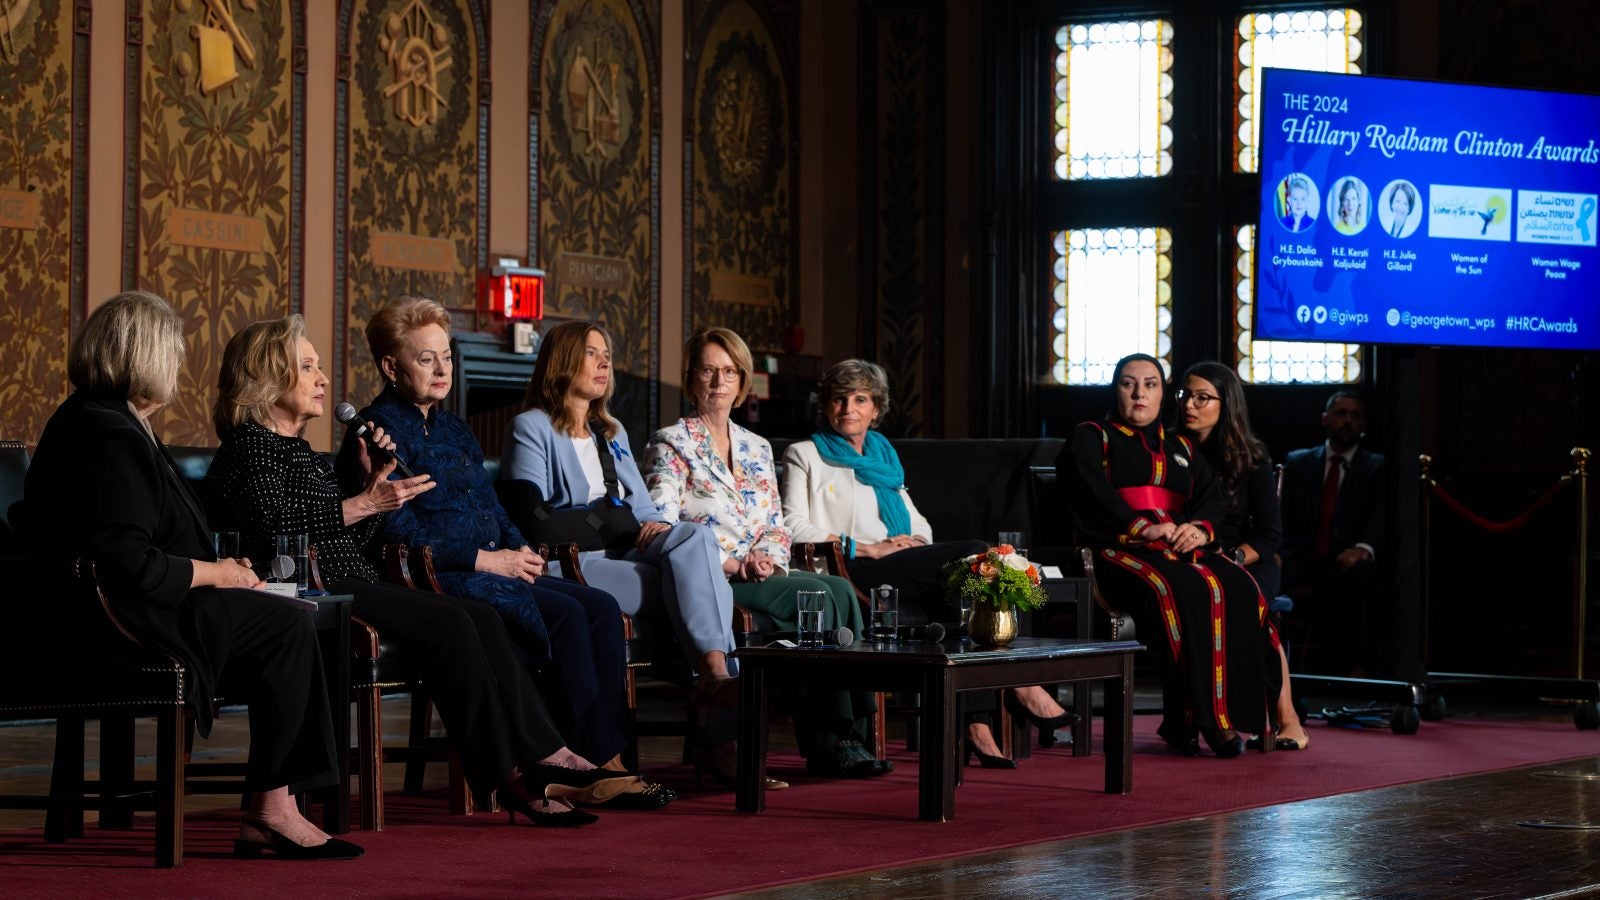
[968,604,1018,647]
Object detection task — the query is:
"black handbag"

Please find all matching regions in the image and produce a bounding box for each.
[496,428,642,553]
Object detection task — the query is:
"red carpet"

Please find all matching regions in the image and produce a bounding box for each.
[3,715,1596,898]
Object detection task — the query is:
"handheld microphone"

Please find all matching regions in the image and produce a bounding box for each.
[269,555,296,580]
[335,402,416,478]
[769,626,855,648]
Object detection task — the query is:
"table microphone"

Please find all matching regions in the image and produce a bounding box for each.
[770,626,855,648]
[902,622,965,642]
[334,402,416,478]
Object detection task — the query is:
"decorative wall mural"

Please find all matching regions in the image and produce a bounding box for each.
[532,0,658,437]
[128,0,304,446]
[687,0,793,353]
[861,3,943,438]
[338,0,485,409]
[0,0,84,444]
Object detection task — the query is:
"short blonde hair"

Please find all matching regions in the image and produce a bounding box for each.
[523,320,618,443]
[684,327,754,407]
[70,291,186,405]
[816,358,891,429]
[366,296,451,376]
[213,315,306,439]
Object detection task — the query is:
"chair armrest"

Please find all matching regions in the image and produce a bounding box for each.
[552,542,586,585]
[350,614,380,659]
[795,540,868,605]
[1077,546,1134,641]
[381,544,417,590]
[407,545,445,594]
[308,544,326,592]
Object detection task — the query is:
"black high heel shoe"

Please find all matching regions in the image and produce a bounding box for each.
[1201,728,1245,759]
[233,818,364,859]
[500,789,599,828]
[1005,693,1081,747]
[964,739,1019,769]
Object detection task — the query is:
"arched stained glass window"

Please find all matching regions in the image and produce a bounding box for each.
[1233,225,1362,383]
[1234,9,1365,173]
[1052,20,1175,180]
[1049,227,1173,385]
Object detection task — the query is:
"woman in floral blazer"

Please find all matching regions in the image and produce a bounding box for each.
[646,328,891,780]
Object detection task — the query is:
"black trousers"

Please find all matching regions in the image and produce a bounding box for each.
[530,576,629,764]
[328,577,566,801]
[206,588,340,795]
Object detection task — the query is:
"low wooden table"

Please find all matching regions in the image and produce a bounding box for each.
[731,636,1142,822]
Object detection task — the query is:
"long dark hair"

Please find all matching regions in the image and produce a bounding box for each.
[1178,361,1267,493]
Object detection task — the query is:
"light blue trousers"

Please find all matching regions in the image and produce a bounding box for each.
[552,522,739,676]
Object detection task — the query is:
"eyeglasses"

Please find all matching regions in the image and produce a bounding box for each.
[694,365,741,383]
[1174,389,1218,408]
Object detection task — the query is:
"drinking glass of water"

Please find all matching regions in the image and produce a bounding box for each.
[870,585,899,643]
[274,533,310,594]
[212,531,240,560]
[997,530,1025,549]
[795,590,828,648]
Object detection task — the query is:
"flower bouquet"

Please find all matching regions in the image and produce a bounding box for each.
[941,544,1046,646]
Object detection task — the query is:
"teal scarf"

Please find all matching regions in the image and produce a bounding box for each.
[811,429,912,537]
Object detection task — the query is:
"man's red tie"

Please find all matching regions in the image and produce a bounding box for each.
[1314,458,1340,556]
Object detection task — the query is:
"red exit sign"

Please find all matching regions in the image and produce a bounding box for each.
[483,266,546,319]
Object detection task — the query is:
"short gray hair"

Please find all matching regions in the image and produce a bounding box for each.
[816,358,892,429]
[69,291,186,405]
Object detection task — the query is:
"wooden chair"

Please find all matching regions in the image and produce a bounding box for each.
[305,547,473,830]
[0,555,190,867]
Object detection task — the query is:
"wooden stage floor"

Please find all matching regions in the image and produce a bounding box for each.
[4,684,1597,898]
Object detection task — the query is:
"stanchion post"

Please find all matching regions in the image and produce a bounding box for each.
[1573,447,1590,681]
[1419,453,1433,670]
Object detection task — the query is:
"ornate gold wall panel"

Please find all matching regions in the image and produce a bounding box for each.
[861,1,943,438]
[337,0,487,410]
[532,0,659,437]
[687,0,794,355]
[0,0,87,444]
[125,0,305,446]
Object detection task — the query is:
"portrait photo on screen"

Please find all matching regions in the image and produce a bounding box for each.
[1329,176,1370,235]
[1378,179,1422,239]
[1277,173,1321,233]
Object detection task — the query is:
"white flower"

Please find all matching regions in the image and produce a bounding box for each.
[1003,553,1029,571]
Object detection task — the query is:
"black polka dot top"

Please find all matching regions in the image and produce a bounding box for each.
[206,420,383,584]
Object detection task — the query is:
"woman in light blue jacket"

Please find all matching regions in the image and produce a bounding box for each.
[502,321,749,783]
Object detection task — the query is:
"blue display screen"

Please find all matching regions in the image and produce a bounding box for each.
[1254,69,1600,351]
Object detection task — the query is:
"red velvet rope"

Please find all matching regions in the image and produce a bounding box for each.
[1428,477,1570,533]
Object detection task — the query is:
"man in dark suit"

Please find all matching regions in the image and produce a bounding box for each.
[1280,389,1387,675]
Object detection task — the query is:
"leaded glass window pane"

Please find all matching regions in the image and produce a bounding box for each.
[1234,8,1364,173]
[1233,225,1362,383]
[1052,20,1175,180]
[1049,227,1173,385]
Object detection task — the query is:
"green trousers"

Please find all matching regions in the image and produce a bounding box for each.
[731,573,875,759]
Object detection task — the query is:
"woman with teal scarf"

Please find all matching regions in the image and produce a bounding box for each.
[781,359,1075,768]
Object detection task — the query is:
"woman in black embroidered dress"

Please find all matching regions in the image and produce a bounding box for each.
[205,315,638,826]
[1061,353,1279,757]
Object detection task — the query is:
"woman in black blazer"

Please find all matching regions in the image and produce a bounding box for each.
[18,291,361,859]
